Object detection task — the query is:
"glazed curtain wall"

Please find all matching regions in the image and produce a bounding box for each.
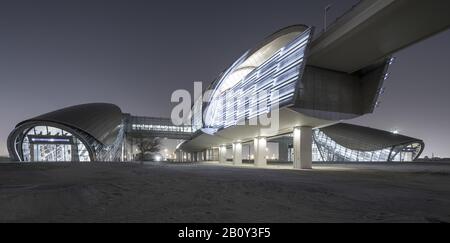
[313,130,422,162]
[204,28,313,131]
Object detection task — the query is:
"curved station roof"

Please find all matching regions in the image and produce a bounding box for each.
[319,123,424,152]
[7,103,124,162]
[204,25,312,127]
[314,123,425,162]
[16,103,122,145]
[207,25,308,95]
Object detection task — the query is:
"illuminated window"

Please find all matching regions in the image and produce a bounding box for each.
[21,126,91,162]
[204,28,312,130]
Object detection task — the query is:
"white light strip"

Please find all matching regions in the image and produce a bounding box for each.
[204,28,312,131]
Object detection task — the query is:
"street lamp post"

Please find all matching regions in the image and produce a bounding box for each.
[324,4,332,32]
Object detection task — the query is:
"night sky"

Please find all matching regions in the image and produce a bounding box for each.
[0,0,449,158]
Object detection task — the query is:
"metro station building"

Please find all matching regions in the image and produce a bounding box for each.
[8,0,450,167]
[7,100,424,165]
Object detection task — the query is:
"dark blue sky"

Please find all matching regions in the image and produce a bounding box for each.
[0,0,449,157]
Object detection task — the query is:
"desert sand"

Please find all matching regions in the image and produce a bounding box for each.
[0,161,449,223]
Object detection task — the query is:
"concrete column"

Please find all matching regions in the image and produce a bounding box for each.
[233,142,243,165]
[131,138,135,161]
[219,145,227,163]
[293,126,313,169]
[254,137,267,167]
[278,139,289,162]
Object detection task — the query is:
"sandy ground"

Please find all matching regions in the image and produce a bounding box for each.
[0,161,449,223]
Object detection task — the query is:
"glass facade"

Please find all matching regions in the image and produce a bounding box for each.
[132,124,193,133]
[204,28,313,130]
[122,115,191,162]
[21,125,91,162]
[95,124,125,162]
[390,143,423,162]
[312,130,423,162]
[125,116,193,138]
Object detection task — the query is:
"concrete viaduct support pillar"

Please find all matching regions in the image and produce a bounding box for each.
[219,145,227,164]
[278,139,289,162]
[178,151,183,162]
[293,126,313,170]
[254,137,267,167]
[207,149,211,161]
[233,142,242,165]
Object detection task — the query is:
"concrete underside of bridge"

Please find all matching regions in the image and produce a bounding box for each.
[308,0,450,73]
[179,108,331,152]
[178,108,332,169]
